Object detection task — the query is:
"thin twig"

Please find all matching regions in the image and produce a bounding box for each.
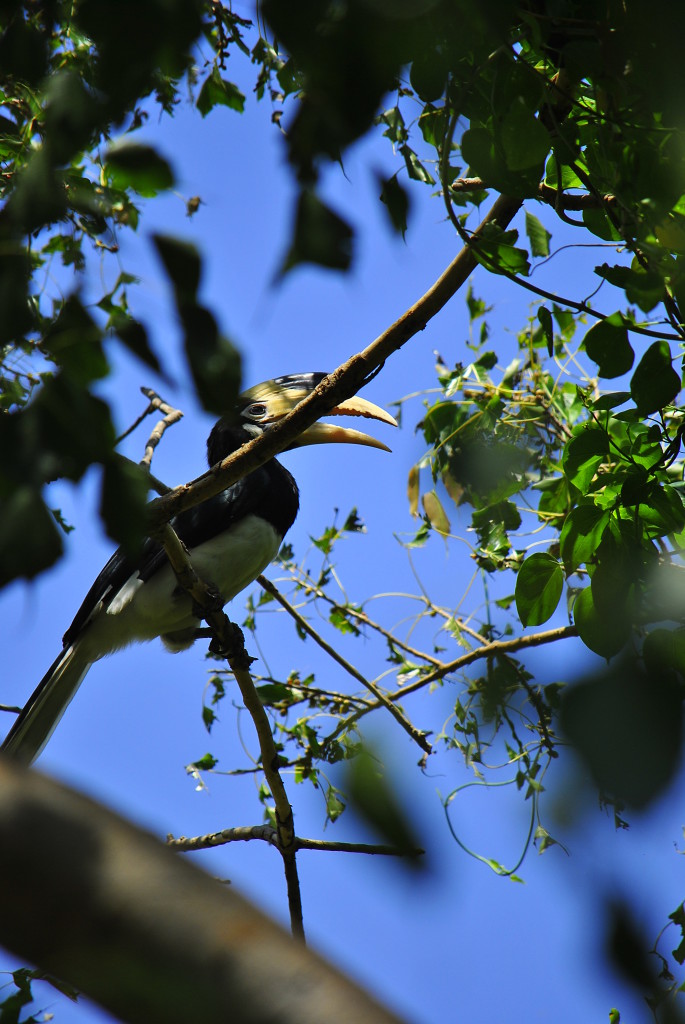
[168,824,422,857]
[282,568,445,668]
[257,575,433,755]
[451,176,617,212]
[138,387,184,470]
[331,625,578,739]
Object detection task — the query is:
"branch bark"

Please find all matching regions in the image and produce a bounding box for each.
[146,193,523,528]
[156,523,305,940]
[0,757,406,1024]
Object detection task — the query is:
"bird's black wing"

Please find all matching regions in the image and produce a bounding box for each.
[62,462,297,647]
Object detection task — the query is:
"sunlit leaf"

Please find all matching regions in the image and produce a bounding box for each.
[573,586,629,658]
[422,490,451,535]
[525,212,551,258]
[515,552,563,626]
[197,67,245,116]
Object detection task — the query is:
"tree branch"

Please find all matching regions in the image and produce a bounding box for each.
[333,625,578,736]
[156,523,305,941]
[0,757,407,1024]
[451,176,618,212]
[145,193,523,528]
[257,575,432,755]
[167,824,423,857]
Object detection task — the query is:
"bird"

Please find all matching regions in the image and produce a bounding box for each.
[2,372,396,766]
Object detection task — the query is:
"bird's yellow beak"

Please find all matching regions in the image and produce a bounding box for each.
[241,373,397,452]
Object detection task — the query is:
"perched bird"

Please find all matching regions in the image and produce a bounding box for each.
[2,372,396,766]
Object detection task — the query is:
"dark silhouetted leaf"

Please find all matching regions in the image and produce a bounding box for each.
[197,67,245,117]
[0,488,63,587]
[501,99,550,172]
[584,316,634,379]
[100,457,150,554]
[537,305,553,355]
[630,341,680,415]
[344,747,424,868]
[283,190,353,272]
[153,234,201,301]
[106,142,174,197]
[378,173,410,237]
[561,656,683,806]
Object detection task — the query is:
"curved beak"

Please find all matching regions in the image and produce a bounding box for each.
[243,373,398,452]
[296,394,397,452]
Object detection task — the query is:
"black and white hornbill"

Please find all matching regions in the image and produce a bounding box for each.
[2,372,396,766]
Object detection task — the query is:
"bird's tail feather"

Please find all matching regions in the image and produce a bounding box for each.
[1,644,92,766]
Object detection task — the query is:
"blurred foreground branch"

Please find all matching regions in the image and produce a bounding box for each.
[0,757,406,1024]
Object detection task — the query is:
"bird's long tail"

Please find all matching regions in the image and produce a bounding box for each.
[1,644,92,766]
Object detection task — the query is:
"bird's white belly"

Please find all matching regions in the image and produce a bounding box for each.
[82,515,281,659]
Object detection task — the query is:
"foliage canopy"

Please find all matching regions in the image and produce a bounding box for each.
[3,0,685,1020]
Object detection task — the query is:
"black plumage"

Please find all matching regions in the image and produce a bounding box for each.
[1,373,395,765]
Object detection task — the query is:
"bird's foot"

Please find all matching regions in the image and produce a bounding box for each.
[209,621,256,671]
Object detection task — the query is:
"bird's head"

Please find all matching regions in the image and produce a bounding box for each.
[208,372,397,465]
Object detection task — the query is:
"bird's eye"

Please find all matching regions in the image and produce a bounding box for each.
[244,402,268,420]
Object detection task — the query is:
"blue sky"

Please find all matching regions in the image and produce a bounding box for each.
[1,17,684,1024]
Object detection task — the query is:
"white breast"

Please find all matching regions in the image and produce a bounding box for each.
[80,515,281,661]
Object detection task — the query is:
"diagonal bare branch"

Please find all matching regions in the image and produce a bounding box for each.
[146,193,523,529]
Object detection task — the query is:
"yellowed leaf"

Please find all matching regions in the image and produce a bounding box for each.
[407,464,420,517]
[422,490,451,535]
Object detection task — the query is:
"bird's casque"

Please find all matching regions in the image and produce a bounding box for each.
[1,372,395,766]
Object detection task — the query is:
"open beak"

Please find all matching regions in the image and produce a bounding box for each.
[243,372,398,452]
[294,394,397,451]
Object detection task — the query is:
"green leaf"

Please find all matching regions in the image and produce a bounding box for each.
[669,903,685,965]
[189,753,218,771]
[181,305,242,416]
[344,747,424,866]
[153,235,242,414]
[500,98,550,171]
[378,173,410,237]
[525,212,551,258]
[42,295,108,385]
[560,503,611,571]
[106,142,174,197]
[196,67,245,116]
[573,585,629,658]
[562,428,609,492]
[99,457,149,554]
[475,224,530,277]
[153,234,201,300]
[583,316,634,379]
[594,263,665,313]
[630,341,681,415]
[256,683,292,704]
[283,189,353,272]
[591,392,631,411]
[537,305,553,356]
[515,552,563,626]
[400,144,436,185]
[561,656,683,807]
[0,488,63,587]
